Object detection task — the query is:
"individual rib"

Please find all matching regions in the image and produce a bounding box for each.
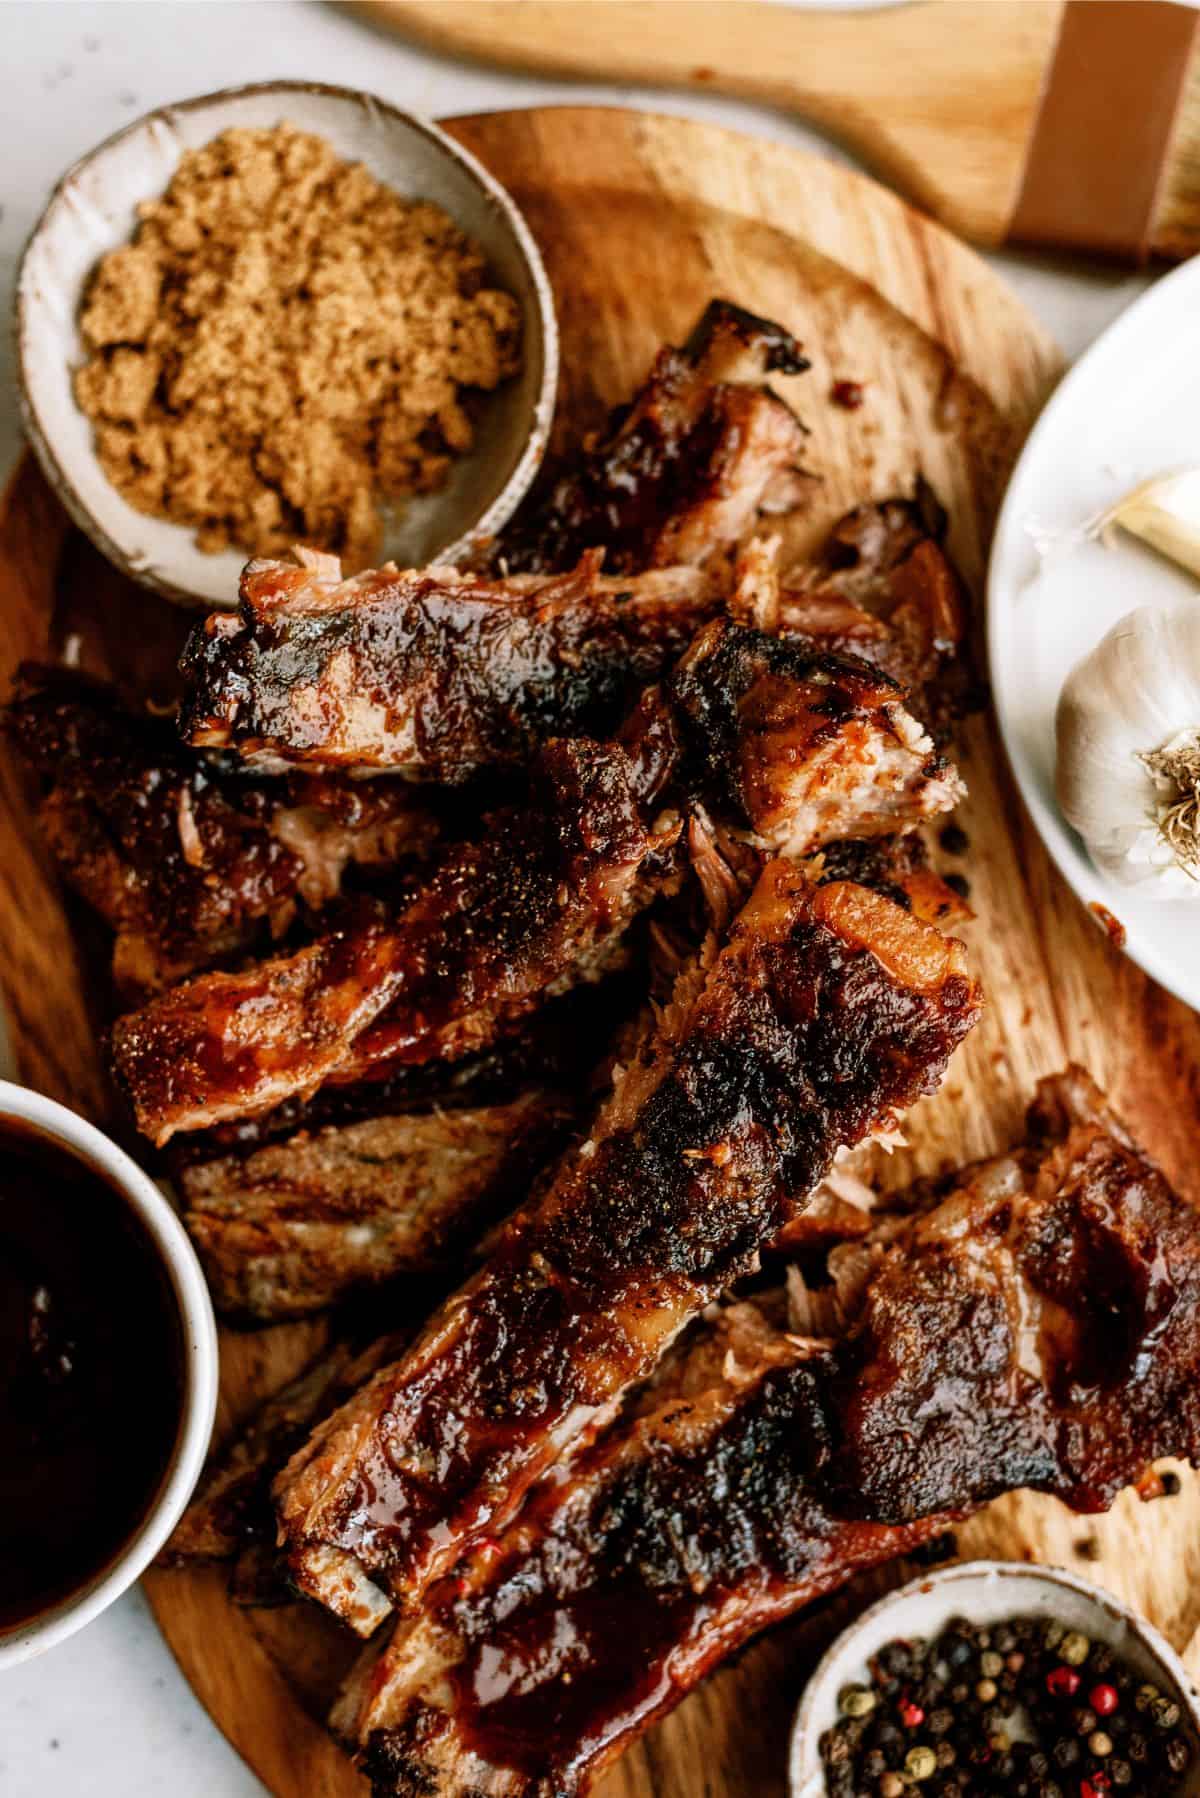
[181,1089,572,1321]
[177,554,717,779]
[273,859,979,1630]
[496,299,810,576]
[176,486,971,785]
[827,1063,1200,1518]
[5,666,437,998]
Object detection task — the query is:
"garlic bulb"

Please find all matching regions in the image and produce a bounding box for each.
[1056,605,1200,897]
[1101,468,1200,579]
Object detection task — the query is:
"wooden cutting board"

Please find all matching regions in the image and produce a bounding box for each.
[3,106,1200,1798]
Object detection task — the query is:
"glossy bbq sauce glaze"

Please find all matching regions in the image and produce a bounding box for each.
[0,1120,184,1630]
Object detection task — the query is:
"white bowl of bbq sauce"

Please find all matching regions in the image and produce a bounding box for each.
[789,1561,1200,1797]
[0,1081,217,1668]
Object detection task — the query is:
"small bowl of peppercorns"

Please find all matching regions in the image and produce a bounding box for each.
[790,1560,1200,1798]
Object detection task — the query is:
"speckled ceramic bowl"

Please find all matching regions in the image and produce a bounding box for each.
[790,1560,1200,1796]
[16,81,558,607]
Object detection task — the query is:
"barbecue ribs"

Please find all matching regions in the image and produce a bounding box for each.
[496,300,810,576]
[6,667,436,997]
[272,858,979,1630]
[177,553,717,779]
[341,1069,1200,1798]
[828,1063,1200,1518]
[112,620,962,1143]
[175,493,971,785]
[181,1089,572,1321]
[111,732,677,1144]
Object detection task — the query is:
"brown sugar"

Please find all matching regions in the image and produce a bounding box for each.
[74,122,522,567]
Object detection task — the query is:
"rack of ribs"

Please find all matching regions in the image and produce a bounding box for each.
[5,667,438,998]
[336,1068,1200,1798]
[496,299,810,575]
[179,834,966,1323]
[272,856,980,1631]
[161,1173,878,1578]
[112,620,963,1144]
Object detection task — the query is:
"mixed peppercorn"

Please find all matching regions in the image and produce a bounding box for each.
[818,1612,1194,1796]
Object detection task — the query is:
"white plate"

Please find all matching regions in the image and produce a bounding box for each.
[988,254,1200,1011]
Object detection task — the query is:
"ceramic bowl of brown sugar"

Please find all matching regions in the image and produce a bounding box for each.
[16,80,558,608]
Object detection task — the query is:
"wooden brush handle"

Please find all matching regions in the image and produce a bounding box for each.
[359,0,1200,261]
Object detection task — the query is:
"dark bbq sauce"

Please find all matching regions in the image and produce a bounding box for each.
[0,1121,184,1631]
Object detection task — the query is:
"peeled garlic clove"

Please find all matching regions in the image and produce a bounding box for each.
[1101,468,1200,580]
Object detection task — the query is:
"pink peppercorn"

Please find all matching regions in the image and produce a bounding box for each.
[1046,1665,1081,1698]
[1089,1682,1119,1717]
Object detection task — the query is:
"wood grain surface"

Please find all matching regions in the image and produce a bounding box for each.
[2,106,1200,1798]
[357,2,1200,264]
[355,1,1063,247]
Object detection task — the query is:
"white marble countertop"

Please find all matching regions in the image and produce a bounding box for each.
[0,3,1176,1793]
